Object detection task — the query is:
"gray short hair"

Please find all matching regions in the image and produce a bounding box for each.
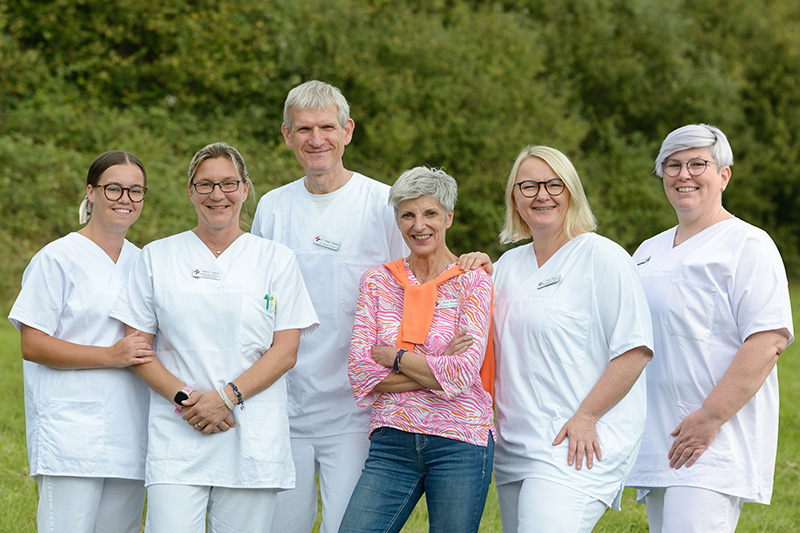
[389,166,458,215]
[499,145,597,244]
[187,142,251,187]
[283,80,351,129]
[654,124,734,177]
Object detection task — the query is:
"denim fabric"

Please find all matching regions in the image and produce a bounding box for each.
[339,427,493,533]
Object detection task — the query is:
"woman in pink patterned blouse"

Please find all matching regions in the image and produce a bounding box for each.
[339,166,494,533]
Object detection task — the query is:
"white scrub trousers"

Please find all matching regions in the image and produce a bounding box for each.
[145,484,277,533]
[497,477,608,533]
[641,486,743,533]
[35,475,145,533]
[270,432,370,533]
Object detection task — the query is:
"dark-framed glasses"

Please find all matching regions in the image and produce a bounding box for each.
[661,158,713,177]
[191,179,244,194]
[95,183,147,202]
[516,178,566,198]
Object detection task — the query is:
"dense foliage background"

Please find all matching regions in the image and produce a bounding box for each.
[2,0,799,312]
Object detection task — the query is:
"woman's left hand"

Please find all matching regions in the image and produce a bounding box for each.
[667,408,721,469]
[181,391,235,434]
[553,410,602,470]
[371,346,398,369]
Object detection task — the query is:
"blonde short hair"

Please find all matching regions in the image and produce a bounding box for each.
[499,145,596,244]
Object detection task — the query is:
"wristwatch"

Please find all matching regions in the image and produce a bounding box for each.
[392,349,407,373]
[173,386,194,414]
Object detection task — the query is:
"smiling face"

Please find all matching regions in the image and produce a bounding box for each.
[662,146,730,219]
[189,156,249,233]
[396,195,454,260]
[281,105,354,179]
[512,156,571,235]
[86,163,146,233]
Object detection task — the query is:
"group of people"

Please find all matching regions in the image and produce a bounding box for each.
[8,79,793,533]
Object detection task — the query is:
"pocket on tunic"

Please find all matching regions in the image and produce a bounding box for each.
[44,400,104,462]
[665,280,717,341]
[541,307,591,366]
[238,295,276,362]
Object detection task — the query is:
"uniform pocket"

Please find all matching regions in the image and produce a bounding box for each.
[665,280,717,341]
[45,400,104,462]
[238,295,276,362]
[541,307,591,366]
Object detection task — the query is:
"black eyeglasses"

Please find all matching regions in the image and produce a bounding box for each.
[661,158,714,177]
[191,179,244,194]
[95,183,147,202]
[516,179,566,198]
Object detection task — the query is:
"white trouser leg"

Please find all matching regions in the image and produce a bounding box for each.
[145,484,209,533]
[271,433,369,533]
[496,480,522,533]
[36,475,103,533]
[516,477,607,533]
[94,477,146,533]
[644,486,743,533]
[207,486,277,533]
[270,437,318,532]
[316,432,370,533]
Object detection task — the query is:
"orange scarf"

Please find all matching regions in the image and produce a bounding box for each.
[383,258,495,400]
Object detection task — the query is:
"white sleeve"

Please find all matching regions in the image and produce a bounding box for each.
[109,247,158,334]
[8,249,68,334]
[271,250,319,335]
[594,242,654,359]
[731,230,794,344]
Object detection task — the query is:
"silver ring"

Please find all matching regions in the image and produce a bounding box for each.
[196,422,204,430]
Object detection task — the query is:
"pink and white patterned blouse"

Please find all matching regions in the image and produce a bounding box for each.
[348,261,495,446]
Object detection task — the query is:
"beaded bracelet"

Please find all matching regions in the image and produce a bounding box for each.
[229,381,244,410]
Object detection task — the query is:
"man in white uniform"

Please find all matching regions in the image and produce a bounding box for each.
[252,80,407,533]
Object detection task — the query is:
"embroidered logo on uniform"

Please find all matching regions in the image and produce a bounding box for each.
[537,275,561,289]
[313,235,340,251]
[636,256,651,266]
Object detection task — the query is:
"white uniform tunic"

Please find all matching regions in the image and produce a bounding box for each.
[109,231,318,489]
[251,173,407,437]
[493,233,654,509]
[8,232,149,480]
[626,218,794,504]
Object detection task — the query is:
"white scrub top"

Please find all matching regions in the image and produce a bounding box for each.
[493,233,653,509]
[626,218,793,504]
[252,173,407,437]
[110,231,319,489]
[8,232,149,480]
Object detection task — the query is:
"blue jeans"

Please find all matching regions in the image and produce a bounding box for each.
[339,427,494,533]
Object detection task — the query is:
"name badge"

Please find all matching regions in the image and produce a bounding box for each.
[192,269,221,280]
[636,256,651,266]
[537,275,561,289]
[436,298,459,309]
[314,235,340,251]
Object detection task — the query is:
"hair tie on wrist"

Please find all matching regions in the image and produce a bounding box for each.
[218,388,235,411]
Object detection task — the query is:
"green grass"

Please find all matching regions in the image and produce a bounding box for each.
[3,286,800,531]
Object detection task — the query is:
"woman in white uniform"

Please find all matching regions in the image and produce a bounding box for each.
[626,124,793,532]
[492,145,654,532]
[8,150,153,532]
[110,142,319,533]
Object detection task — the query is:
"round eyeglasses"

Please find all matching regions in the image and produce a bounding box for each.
[95,183,147,202]
[191,179,244,194]
[661,158,713,177]
[516,179,566,198]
